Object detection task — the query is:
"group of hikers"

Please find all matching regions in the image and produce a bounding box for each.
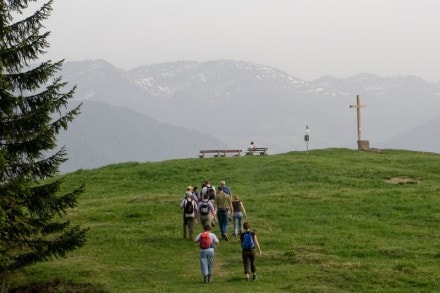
[179,180,262,283]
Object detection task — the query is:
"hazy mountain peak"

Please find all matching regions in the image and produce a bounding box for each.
[128,59,307,98]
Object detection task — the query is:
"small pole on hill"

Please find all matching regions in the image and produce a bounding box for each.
[304,125,310,155]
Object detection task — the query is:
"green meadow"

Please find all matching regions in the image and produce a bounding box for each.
[11,149,440,292]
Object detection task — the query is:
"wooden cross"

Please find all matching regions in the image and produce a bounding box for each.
[349,95,367,142]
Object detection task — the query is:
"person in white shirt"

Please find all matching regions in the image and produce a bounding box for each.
[194,224,220,283]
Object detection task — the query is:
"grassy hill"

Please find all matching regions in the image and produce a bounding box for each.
[12,149,440,292]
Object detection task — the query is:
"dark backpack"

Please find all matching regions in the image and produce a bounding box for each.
[207,187,215,200]
[184,199,194,214]
[242,232,255,250]
[199,201,210,215]
[200,231,212,249]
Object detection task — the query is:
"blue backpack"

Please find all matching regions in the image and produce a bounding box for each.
[242,232,255,250]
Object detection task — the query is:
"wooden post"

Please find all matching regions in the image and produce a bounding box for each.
[350,95,369,150]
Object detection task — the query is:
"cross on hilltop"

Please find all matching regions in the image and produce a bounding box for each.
[350,95,370,150]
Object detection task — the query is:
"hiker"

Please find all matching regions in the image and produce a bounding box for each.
[192,186,200,203]
[198,193,215,228]
[240,222,262,282]
[180,191,198,240]
[194,224,220,283]
[201,180,216,200]
[232,195,247,238]
[200,180,210,196]
[214,186,233,241]
[183,185,198,202]
[220,180,232,197]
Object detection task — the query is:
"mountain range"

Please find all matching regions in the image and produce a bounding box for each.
[56,59,440,173]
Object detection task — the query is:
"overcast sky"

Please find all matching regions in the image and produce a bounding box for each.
[39,0,440,82]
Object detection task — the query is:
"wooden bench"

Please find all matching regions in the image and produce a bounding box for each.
[199,149,242,158]
[245,147,268,156]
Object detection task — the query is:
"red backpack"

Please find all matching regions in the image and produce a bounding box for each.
[199,231,212,249]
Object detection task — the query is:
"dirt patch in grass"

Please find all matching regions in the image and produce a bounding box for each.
[384,177,420,184]
[214,259,230,278]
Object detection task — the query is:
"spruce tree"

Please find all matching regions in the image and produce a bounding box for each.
[0,0,87,288]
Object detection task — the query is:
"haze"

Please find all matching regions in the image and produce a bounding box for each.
[43,0,440,82]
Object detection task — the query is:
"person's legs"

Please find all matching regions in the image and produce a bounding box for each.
[217,209,227,236]
[233,212,243,237]
[242,251,251,281]
[249,250,257,280]
[183,216,189,238]
[223,209,230,237]
[200,215,209,228]
[200,250,209,282]
[233,214,239,237]
[188,217,194,240]
[206,250,214,282]
[216,213,221,235]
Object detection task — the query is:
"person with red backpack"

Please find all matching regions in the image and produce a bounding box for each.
[194,224,219,283]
